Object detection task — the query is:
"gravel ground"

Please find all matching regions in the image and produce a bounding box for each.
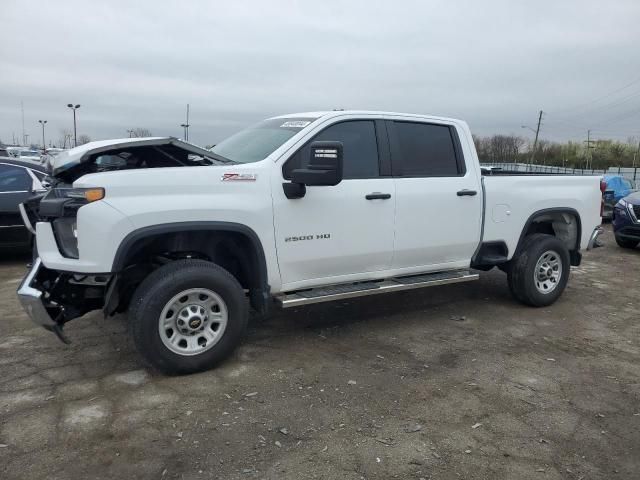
[0,224,639,480]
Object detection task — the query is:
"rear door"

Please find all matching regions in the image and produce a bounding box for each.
[388,119,482,271]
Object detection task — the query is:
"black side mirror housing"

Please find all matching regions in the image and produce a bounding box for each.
[283,141,344,199]
[291,141,343,187]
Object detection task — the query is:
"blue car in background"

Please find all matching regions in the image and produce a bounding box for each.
[612,192,640,249]
[602,175,636,219]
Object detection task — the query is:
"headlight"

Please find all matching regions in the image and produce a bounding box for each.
[60,187,105,203]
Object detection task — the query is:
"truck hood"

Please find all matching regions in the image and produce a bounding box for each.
[50,137,233,182]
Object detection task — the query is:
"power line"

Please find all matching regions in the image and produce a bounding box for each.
[590,106,640,129]
[547,89,640,126]
[549,74,640,117]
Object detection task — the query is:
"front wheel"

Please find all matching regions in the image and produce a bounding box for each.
[615,235,638,249]
[507,234,570,307]
[129,259,248,374]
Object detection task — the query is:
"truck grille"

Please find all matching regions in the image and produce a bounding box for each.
[633,204,640,220]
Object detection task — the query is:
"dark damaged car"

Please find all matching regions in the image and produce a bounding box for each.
[612,192,640,249]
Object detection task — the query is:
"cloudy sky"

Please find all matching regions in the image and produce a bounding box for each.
[2,0,639,147]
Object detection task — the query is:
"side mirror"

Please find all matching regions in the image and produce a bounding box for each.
[291,141,343,187]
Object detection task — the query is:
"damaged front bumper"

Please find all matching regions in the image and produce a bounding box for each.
[17,257,110,343]
[17,258,59,328]
[17,258,71,343]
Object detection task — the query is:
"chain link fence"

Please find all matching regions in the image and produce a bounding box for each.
[481,162,639,186]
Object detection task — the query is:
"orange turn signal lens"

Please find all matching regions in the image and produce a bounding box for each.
[83,188,105,202]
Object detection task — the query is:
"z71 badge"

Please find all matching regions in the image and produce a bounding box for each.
[221,173,257,182]
[285,234,331,242]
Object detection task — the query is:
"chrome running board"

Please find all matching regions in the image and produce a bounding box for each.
[275,269,479,308]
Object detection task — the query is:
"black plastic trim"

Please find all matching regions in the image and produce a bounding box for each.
[471,241,509,268]
[375,119,392,176]
[282,182,306,199]
[365,193,392,200]
[111,221,270,293]
[450,126,467,176]
[515,208,583,254]
[616,225,640,239]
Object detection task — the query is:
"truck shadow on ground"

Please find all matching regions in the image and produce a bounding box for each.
[251,269,511,335]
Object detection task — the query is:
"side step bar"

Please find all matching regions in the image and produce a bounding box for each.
[275,269,479,308]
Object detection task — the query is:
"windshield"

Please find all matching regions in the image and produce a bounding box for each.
[211,117,316,164]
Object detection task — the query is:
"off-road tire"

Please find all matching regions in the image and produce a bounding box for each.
[129,259,248,374]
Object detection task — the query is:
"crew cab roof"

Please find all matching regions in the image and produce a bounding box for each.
[270,110,464,124]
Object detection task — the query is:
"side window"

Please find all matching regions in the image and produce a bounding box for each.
[0,165,32,192]
[622,178,633,189]
[390,121,462,177]
[283,120,379,179]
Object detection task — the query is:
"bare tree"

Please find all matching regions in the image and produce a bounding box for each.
[77,134,92,145]
[58,129,73,148]
[480,134,525,163]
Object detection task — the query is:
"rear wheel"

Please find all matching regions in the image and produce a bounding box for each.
[507,234,570,307]
[129,259,248,374]
[615,235,638,249]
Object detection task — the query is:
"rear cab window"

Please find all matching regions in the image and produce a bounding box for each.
[387,120,465,177]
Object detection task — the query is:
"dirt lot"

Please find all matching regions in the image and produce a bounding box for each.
[1,225,639,480]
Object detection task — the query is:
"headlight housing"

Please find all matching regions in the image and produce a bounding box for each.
[43,188,103,259]
[59,187,105,203]
[52,217,79,258]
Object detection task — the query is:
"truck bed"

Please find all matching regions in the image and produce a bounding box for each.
[481,174,602,257]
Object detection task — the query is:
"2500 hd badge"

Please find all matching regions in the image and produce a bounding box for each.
[285,233,331,242]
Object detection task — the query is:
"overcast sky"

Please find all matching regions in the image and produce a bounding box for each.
[2,0,639,147]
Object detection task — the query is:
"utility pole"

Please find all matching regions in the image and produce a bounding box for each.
[583,129,596,170]
[180,103,190,141]
[530,110,544,166]
[21,100,25,146]
[633,139,640,168]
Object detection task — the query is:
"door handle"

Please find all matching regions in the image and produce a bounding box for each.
[456,189,477,197]
[365,192,392,200]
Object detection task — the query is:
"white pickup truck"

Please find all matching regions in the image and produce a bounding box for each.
[18,110,603,373]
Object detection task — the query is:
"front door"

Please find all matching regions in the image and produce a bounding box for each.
[273,119,395,291]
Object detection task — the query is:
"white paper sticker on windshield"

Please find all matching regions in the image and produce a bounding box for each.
[280,121,311,128]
